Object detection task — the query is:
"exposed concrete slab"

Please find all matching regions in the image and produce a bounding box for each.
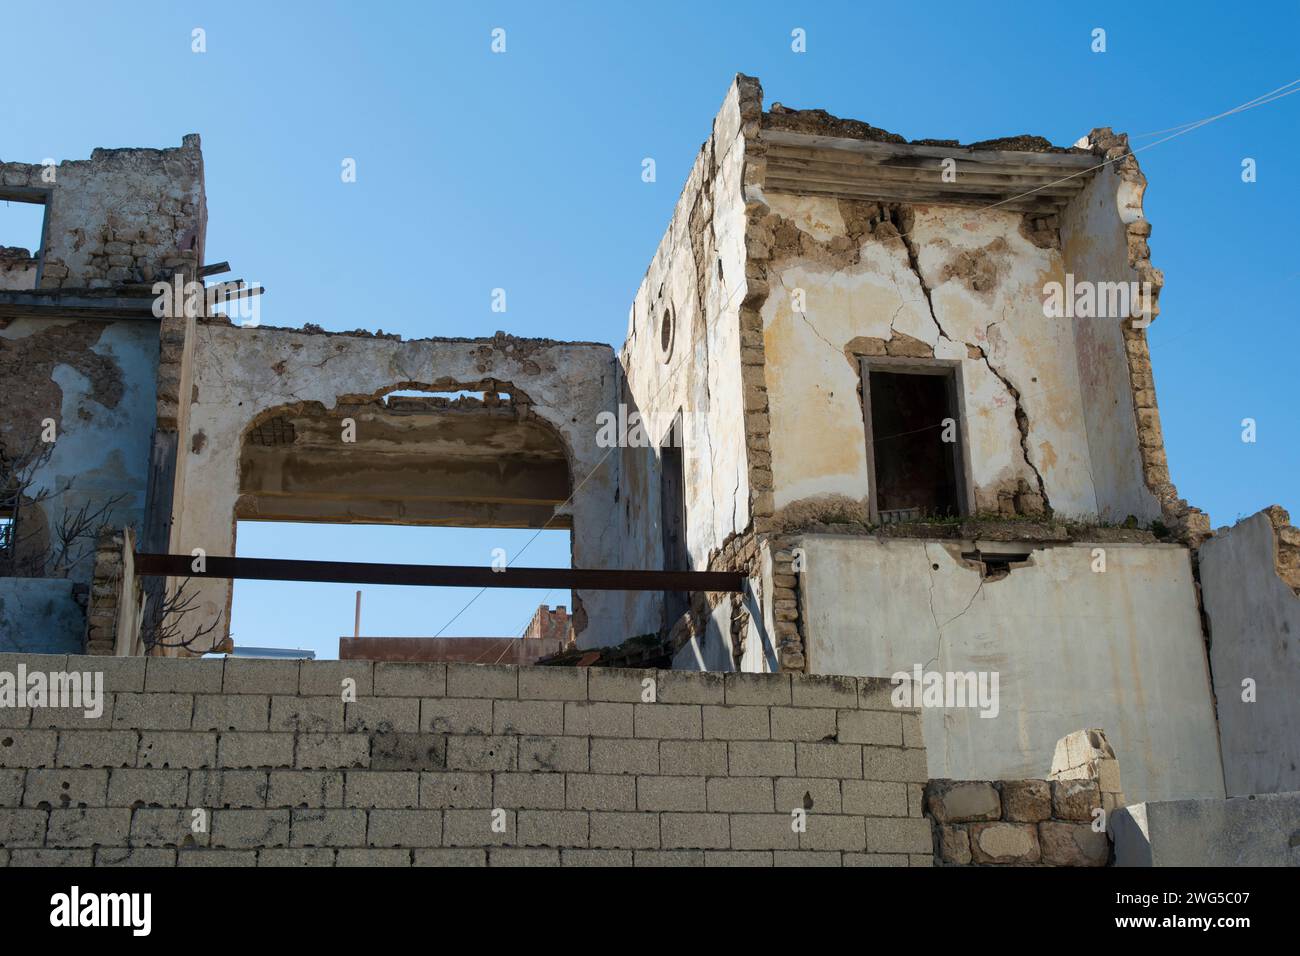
[1200,512,1300,796]
[1112,791,1300,866]
[799,534,1224,803]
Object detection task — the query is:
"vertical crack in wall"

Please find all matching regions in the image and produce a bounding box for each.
[897,211,1051,514]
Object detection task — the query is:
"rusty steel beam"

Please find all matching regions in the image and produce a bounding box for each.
[133,553,744,592]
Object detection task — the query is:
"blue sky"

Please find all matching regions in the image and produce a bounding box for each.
[3,1,1297,656]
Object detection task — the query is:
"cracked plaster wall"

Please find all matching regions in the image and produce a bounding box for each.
[179,323,617,651]
[798,533,1224,804]
[616,76,761,665]
[757,195,1099,520]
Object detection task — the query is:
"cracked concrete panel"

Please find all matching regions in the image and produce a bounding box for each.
[1061,165,1162,524]
[179,323,616,650]
[798,534,1224,804]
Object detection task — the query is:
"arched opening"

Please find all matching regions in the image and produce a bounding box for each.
[227,382,576,658]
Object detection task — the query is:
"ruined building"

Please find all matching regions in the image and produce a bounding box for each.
[2,75,1298,831]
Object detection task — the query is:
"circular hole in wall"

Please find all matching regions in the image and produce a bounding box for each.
[659,306,674,362]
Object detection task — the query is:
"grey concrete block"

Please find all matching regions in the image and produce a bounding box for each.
[0,768,25,806]
[725,672,791,706]
[659,740,727,777]
[445,735,515,772]
[266,770,344,808]
[494,772,565,810]
[258,848,336,867]
[445,663,516,699]
[0,807,47,846]
[770,707,837,742]
[290,808,367,847]
[518,735,587,772]
[419,771,492,809]
[413,848,485,866]
[138,731,215,769]
[210,809,290,848]
[792,674,858,709]
[561,848,633,867]
[46,807,131,847]
[775,777,842,814]
[862,746,928,783]
[88,657,147,694]
[702,705,770,740]
[634,849,703,866]
[130,808,205,847]
[518,666,587,701]
[706,850,773,867]
[299,660,373,697]
[2,729,58,768]
[730,813,800,851]
[217,732,293,769]
[843,852,908,867]
[638,775,706,812]
[587,667,654,703]
[345,698,420,734]
[633,703,701,739]
[657,670,725,704]
[796,742,862,779]
[660,812,731,850]
[96,847,177,866]
[866,817,935,854]
[194,694,271,732]
[590,811,659,849]
[145,658,223,694]
[223,658,300,695]
[563,701,633,738]
[337,848,411,866]
[838,710,903,746]
[10,848,93,866]
[177,850,258,866]
[773,850,842,867]
[443,808,512,846]
[706,777,774,813]
[296,733,371,769]
[494,699,564,736]
[373,662,446,698]
[488,847,558,867]
[801,814,866,851]
[370,733,445,771]
[189,769,269,808]
[23,768,108,808]
[344,771,419,809]
[565,773,636,811]
[842,779,908,817]
[727,741,795,777]
[422,697,493,735]
[58,730,137,768]
[108,768,188,807]
[517,809,588,847]
[591,738,658,775]
[269,696,342,733]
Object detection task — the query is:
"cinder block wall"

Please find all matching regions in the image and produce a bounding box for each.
[0,654,931,867]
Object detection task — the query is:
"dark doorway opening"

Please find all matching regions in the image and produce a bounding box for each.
[862,362,967,522]
[660,413,688,628]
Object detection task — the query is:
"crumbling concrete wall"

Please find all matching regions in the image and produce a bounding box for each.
[616,76,766,668]
[179,323,617,651]
[1199,508,1300,797]
[1061,131,1207,539]
[0,248,39,291]
[0,579,86,653]
[0,653,931,867]
[0,136,205,288]
[795,533,1224,804]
